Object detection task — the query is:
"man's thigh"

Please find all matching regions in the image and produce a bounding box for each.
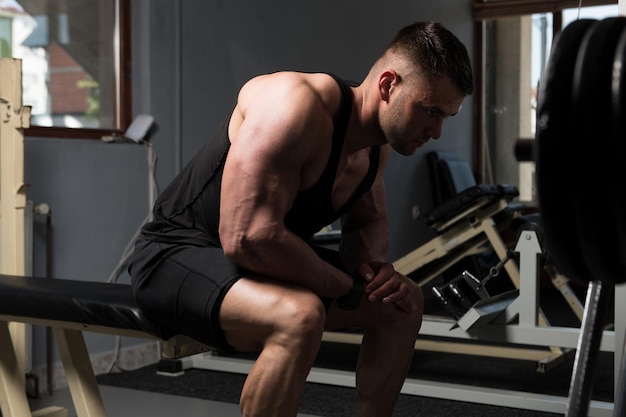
[133,243,246,352]
[219,276,327,352]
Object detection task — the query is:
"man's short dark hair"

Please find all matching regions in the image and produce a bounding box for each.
[387,21,474,95]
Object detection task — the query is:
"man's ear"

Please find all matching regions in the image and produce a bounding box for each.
[378,70,398,102]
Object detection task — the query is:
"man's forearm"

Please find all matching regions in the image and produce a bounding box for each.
[339,216,390,274]
[224,229,353,298]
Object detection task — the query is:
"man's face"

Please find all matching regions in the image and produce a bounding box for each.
[381,75,465,156]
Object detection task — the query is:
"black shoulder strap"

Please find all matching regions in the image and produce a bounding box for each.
[325,73,381,215]
[339,146,381,216]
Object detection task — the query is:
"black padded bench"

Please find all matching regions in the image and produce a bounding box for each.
[0,273,212,417]
[423,183,520,229]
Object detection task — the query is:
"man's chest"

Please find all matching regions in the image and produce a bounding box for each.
[331,149,372,210]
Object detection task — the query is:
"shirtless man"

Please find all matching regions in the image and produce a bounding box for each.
[129,21,473,416]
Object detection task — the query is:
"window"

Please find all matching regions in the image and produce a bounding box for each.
[0,0,130,138]
[474,0,618,202]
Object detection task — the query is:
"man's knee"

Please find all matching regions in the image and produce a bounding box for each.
[272,292,326,347]
[386,282,424,338]
[414,283,425,319]
[407,283,425,333]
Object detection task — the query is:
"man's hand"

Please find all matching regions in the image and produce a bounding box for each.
[355,261,420,314]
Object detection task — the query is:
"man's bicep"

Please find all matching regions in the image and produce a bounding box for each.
[219,105,319,251]
[220,138,301,230]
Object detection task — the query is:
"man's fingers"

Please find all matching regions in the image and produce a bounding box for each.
[355,263,375,283]
[363,263,395,293]
[366,272,401,301]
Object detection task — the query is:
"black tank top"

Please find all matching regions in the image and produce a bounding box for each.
[140,73,381,245]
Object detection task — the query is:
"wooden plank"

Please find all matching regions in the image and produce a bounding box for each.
[0,58,31,377]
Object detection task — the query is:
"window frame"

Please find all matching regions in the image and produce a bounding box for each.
[474,0,616,20]
[471,0,617,183]
[24,0,131,139]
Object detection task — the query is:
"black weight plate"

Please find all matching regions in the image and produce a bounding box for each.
[571,17,626,283]
[612,27,626,281]
[535,19,596,283]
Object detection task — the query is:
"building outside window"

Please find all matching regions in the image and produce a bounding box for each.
[0,0,127,134]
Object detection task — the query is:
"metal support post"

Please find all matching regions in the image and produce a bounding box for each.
[503,229,542,326]
[566,281,613,417]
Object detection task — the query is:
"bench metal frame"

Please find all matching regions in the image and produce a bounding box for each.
[0,314,216,417]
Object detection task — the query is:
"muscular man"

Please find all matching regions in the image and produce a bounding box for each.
[129,21,473,416]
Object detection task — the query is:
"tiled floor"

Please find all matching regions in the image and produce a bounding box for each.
[28,385,321,417]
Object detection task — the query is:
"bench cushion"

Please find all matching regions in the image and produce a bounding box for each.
[0,274,173,340]
[424,184,519,227]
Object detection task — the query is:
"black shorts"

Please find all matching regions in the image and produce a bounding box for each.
[129,237,342,352]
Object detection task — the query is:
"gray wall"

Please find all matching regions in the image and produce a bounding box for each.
[144,0,475,259]
[25,0,474,370]
[25,139,153,368]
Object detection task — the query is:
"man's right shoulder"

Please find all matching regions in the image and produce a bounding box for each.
[238,72,338,121]
[241,72,317,98]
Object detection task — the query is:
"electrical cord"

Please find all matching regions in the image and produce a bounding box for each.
[104,140,159,373]
[577,0,583,20]
[106,141,157,285]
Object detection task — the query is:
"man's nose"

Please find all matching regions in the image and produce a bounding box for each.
[426,120,443,140]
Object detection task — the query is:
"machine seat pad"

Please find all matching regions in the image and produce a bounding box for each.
[0,273,173,340]
[424,184,519,227]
